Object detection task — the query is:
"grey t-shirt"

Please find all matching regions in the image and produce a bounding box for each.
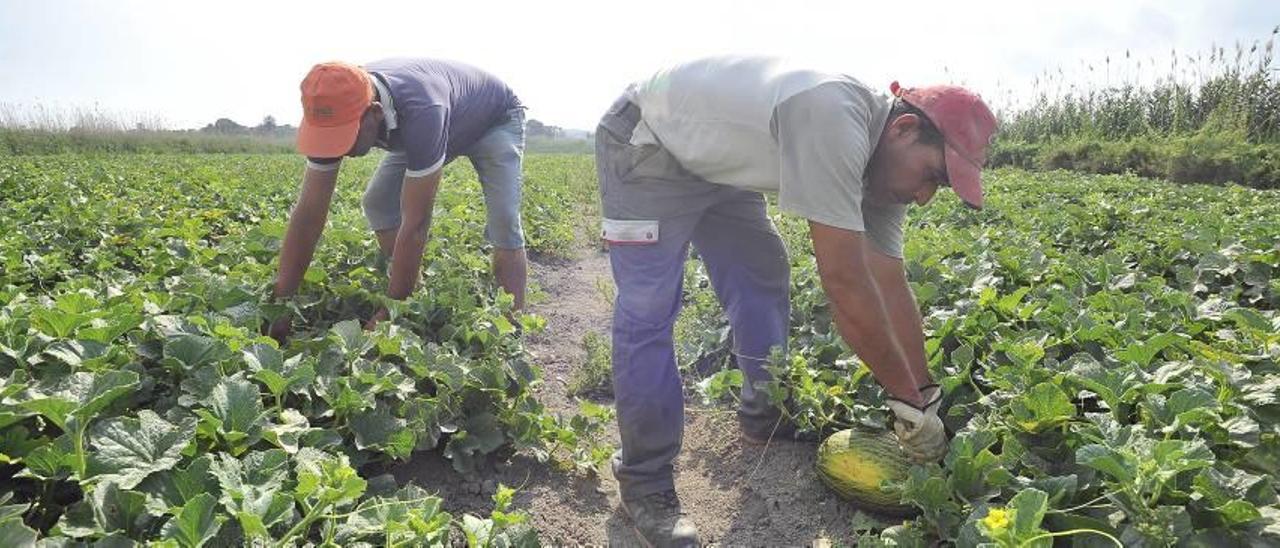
[774,81,906,258]
[626,56,905,258]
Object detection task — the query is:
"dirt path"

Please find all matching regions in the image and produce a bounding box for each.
[391,247,871,546]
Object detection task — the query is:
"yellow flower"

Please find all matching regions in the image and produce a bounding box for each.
[983,508,1010,531]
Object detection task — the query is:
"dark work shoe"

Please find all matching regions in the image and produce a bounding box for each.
[620,490,700,548]
[740,418,823,445]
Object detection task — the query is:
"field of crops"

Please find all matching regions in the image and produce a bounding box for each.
[689,168,1280,546]
[0,154,609,546]
[1,153,1278,546]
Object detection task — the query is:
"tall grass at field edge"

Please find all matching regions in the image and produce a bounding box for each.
[0,128,295,155]
[989,134,1280,189]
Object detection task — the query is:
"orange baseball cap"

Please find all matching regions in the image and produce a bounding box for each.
[297,62,373,158]
[890,81,998,210]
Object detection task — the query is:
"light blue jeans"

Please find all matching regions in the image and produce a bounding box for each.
[362,107,527,249]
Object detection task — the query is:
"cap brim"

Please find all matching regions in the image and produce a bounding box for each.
[945,145,983,210]
[297,116,360,158]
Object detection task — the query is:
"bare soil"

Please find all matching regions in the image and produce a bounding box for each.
[389,247,874,547]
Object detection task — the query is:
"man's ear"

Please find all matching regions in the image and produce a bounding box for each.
[889,113,920,139]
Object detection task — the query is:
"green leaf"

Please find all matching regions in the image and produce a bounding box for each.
[444,412,507,473]
[163,334,232,369]
[337,485,450,545]
[21,370,139,430]
[19,434,73,480]
[1152,438,1215,478]
[493,314,515,335]
[1240,434,1280,476]
[87,410,196,489]
[348,404,416,461]
[315,376,372,418]
[351,360,413,398]
[1000,339,1045,369]
[90,482,153,538]
[695,369,743,405]
[0,425,48,464]
[54,499,98,538]
[1116,332,1184,367]
[460,514,494,547]
[31,307,90,338]
[161,493,222,548]
[1008,488,1049,538]
[207,449,294,538]
[1165,387,1218,417]
[995,287,1032,316]
[303,266,325,284]
[900,465,964,534]
[1077,444,1136,483]
[330,320,373,357]
[244,344,313,397]
[41,339,111,368]
[1064,355,1134,411]
[1027,475,1078,507]
[79,312,143,344]
[294,448,366,506]
[945,431,1008,500]
[209,449,289,502]
[0,519,37,548]
[1222,307,1272,333]
[1213,499,1263,527]
[54,292,98,315]
[196,375,265,456]
[240,343,282,373]
[1008,382,1076,433]
[0,493,29,523]
[1152,387,1222,431]
[137,455,218,515]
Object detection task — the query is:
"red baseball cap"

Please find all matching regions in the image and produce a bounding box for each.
[297,62,373,158]
[890,81,998,209]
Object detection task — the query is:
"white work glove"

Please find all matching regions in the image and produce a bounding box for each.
[885,384,947,464]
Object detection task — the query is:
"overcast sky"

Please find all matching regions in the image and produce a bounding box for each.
[2,0,1277,130]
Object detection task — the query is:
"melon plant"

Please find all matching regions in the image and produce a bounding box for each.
[815,428,916,517]
[0,154,609,545]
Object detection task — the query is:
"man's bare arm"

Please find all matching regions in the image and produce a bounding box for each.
[273,167,339,298]
[808,221,930,406]
[386,170,443,300]
[865,248,933,388]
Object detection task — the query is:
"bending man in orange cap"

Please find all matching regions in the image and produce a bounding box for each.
[270,59,527,340]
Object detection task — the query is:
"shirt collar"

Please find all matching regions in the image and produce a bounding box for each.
[369,71,398,132]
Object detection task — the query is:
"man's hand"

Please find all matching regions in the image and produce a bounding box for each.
[364,308,389,331]
[885,385,947,463]
[267,316,292,345]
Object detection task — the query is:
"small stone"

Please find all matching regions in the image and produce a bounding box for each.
[482,479,498,494]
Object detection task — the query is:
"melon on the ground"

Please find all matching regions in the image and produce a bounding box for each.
[815,428,918,517]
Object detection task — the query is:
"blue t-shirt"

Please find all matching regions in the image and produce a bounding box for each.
[309,58,521,176]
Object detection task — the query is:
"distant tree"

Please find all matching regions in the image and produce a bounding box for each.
[257,115,277,132]
[526,118,563,139]
[203,118,248,134]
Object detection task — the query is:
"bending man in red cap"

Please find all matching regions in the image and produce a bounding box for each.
[270,59,528,340]
[595,56,996,546]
